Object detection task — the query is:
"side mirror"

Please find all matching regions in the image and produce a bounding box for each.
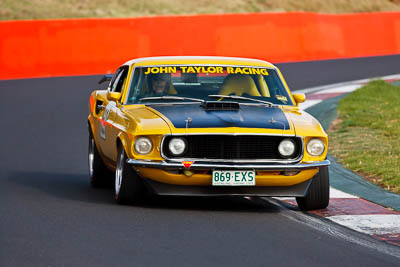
[99,74,113,84]
[292,93,306,106]
[107,92,122,102]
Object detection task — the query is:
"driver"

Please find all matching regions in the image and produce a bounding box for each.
[148,73,171,96]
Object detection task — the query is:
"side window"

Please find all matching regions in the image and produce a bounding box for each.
[109,66,128,93]
[127,68,143,103]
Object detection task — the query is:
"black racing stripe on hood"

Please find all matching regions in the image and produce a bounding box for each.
[149,104,290,129]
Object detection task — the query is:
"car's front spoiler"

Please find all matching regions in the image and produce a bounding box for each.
[127,159,330,170]
[141,177,313,197]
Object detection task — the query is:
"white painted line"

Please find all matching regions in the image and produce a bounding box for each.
[312,84,362,94]
[327,215,400,235]
[330,188,358,198]
[269,197,400,259]
[275,188,358,201]
[294,73,400,95]
[299,99,322,110]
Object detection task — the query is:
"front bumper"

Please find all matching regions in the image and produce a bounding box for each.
[126,159,330,170]
[127,159,329,197]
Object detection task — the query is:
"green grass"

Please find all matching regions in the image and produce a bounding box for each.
[329,80,400,193]
[1,0,400,20]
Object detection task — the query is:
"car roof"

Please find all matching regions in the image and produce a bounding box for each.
[122,56,276,68]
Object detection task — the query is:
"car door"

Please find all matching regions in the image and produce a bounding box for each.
[91,87,111,163]
[101,66,129,162]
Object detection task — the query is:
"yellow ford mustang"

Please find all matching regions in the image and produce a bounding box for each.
[88,56,330,210]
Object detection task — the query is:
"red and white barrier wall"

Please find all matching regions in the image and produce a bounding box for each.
[1,12,400,79]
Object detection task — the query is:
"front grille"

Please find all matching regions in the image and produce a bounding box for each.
[162,135,302,160]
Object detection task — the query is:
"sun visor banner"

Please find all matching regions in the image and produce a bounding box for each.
[144,66,269,75]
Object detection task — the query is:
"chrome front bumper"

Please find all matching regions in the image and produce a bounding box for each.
[127,159,330,170]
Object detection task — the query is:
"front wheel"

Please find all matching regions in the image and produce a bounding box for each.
[296,167,330,211]
[88,132,111,187]
[114,143,146,204]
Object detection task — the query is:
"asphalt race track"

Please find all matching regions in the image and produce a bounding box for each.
[1,55,400,266]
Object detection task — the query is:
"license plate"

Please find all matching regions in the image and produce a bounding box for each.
[212,170,255,186]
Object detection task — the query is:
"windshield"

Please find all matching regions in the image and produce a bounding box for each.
[126,65,293,105]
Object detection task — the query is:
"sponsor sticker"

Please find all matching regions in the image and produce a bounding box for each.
[276,95,288,103]
[100,120,106,140]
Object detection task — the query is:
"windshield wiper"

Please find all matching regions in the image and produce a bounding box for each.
[139,96,205,103]
[208,95,275,106]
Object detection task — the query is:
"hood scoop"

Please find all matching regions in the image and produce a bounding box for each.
[201,101,240,111]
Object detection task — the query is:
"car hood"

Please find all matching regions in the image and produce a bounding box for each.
[123,106,171,135]
[145,103,296,135]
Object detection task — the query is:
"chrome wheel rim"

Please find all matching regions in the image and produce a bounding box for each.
[115,151,123,195]
[88,137,94,178]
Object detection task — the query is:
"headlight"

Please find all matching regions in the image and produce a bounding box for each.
[307,138,325,156]
[278,139,296,157]
[168,138,187,156]
[134,137,153,155]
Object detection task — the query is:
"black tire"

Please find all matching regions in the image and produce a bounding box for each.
[296,167,330,211]
[88,131,112,187]
[114,143,146,204]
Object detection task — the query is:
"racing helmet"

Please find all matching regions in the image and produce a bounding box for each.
[148,73,172,94]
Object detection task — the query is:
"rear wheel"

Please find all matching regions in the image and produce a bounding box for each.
[296,167,330,211]
[115,143,146,204]
[88,132,112,187]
